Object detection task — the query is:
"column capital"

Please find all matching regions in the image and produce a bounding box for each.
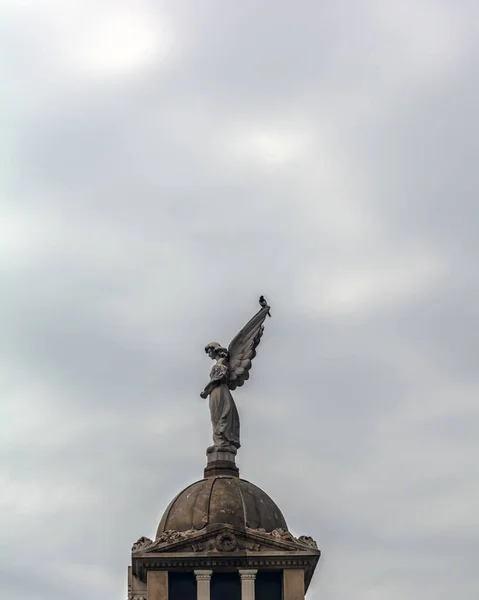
[239,569,258,580]
[194,570,213,581]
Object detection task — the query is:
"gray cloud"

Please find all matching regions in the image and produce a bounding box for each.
[2,1,479,599]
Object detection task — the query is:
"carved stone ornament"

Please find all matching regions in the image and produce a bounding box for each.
[156,529,199,545]
[191,534,259,553]
[215,531,238,552]
[270,528,295,541]
[298,535,319,549]
[251,527,318,549]
[132,526,317,555]
[128,595,146,600]
[131,537,153,552]
[194,571,213,581]
[254,527,294,542]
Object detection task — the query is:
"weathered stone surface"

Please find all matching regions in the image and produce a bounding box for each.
[207,449,236,463]
[297,535,318,549]
[283,569,305,600]
[132,537,153,552]
[156,476,287,538]
[204,448,239,478]
[128,566,147,600]
[147,571,168,600]
[250,528,318,549]
[204,459,239,478]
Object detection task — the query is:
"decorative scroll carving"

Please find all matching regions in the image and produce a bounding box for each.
[298,535,318,549]
[253,527,294,541]
[156,529,199,544]
[270,528,295,541]
[250,527,318,549]
[131,537,153,552]
[133,529,205,552]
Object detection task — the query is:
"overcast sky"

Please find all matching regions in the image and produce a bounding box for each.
[2,1,479,599]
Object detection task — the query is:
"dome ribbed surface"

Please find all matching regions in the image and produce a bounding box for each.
[156,476,287,538]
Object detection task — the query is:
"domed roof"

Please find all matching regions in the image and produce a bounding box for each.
[156,476,287,538]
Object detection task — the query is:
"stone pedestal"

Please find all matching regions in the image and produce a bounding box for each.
[239,569,257,600]
[194,570,212,600]
[204,448,239,478]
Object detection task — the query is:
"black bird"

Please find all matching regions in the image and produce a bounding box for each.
[259,295,271,317]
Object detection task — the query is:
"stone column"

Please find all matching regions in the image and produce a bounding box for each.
[147,571,168,600]
[283,569,305,600]
[194,569,213,600]
[239,569,258,600]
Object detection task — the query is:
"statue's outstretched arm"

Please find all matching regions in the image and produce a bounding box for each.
[200,364,227,398]
[200,379,219,399]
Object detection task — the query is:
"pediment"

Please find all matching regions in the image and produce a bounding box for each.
[131,525,319,556]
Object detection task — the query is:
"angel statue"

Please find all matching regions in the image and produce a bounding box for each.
[200,300,271,454]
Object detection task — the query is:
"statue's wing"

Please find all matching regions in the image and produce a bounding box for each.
[227,305,270,390]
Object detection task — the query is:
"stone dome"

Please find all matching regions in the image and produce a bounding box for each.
[156,476,287,539]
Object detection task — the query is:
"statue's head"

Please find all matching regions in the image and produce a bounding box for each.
[204,342,229,360]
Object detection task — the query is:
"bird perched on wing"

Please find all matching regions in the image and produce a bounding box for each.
[259,295,271,317]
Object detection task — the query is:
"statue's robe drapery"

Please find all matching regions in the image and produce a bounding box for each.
[208,363,240,450]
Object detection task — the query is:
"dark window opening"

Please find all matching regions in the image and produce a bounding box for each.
[168,572,196,600]
[256,571,282,600]
[211,572,241,600]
